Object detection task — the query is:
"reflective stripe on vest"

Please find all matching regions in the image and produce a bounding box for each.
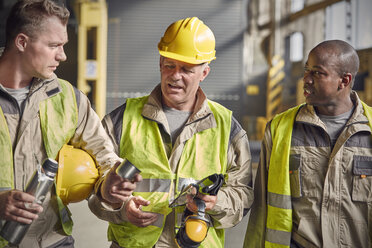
[0,79,78,242]
[266,102,372,248]
[134,178,172,193]
[109,96,231,248]
[266,105,302,248]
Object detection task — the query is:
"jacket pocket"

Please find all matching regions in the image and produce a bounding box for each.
[289,154,302,198]
[352,155,372,202]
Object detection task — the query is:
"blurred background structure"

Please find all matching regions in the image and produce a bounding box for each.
[1,0,371,143]
[1,0,371,247]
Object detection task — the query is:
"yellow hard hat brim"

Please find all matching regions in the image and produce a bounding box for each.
[159,50,216,65]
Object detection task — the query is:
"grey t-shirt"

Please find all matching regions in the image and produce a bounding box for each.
[4,85,30,115]
[163,106,192,146]
[319,107,354,147]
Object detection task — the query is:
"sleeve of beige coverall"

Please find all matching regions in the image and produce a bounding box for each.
[243,122,272,248]
[206,125,254,229]
[87,113,130,223]
[69,91,120,180]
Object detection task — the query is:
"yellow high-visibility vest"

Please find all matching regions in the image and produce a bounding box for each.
[108,96,231,248]
[266,102,372,248]
[0,79,78,246]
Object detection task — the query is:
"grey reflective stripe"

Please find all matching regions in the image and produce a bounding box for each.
[150,213,164,228]
[178,178,198,191]
[134,178,171,193]
[265,227,291,246]
[0,187,11,191]
[267,192,292,209]
[60,207,70,224]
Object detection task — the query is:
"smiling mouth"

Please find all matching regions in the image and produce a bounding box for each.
[304,88,312,97]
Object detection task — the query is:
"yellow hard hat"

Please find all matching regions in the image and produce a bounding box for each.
[56,144,99,205]
[158,17,216,64]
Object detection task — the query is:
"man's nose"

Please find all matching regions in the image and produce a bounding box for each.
[170,68,182,80]
[303,72,313,84]
[56,46,67,62]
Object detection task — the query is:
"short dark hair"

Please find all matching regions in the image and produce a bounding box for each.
[5,0,70,48]
[313,40,359,87]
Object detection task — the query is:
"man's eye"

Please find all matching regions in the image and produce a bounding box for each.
[312,71,321,76]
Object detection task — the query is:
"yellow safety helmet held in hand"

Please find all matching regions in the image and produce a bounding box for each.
[56,144,99,205]
[158,17,216,64]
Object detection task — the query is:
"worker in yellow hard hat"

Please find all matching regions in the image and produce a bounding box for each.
[89,17,253,248]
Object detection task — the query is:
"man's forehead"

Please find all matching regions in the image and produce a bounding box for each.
[308,49,338,68]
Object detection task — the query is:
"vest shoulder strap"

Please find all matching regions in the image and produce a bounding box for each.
[39,79,78,159]
[361,101,372,130]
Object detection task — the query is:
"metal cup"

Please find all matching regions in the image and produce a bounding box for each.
[115,159,141,180]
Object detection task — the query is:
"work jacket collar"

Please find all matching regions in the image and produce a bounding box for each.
[28,74,62,101]
[296,91,370,132]
[142,84,216,131]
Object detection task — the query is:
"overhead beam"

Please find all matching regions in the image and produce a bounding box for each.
[257,0,346,30]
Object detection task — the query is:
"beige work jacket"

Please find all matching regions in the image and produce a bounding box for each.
[89,84,254,247]
[0,75,119,248]
[245,92,372,248]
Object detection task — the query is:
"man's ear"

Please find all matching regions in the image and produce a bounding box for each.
[15,33,29,52]
[339,73,352,90]
[200,64,210,83]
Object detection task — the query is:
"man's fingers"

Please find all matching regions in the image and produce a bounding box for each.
[116,181,137,191]
[133,214,158,227]
[0,190,43,224]
[133,174,142,183]
[10,208,39,224]
[132,196,150,206]
[4,202,41,224]
[127,211,159,227]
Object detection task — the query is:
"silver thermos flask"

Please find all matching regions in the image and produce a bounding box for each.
[0,158,59,245]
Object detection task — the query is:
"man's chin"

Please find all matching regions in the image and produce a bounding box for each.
[305,96,315,105]
[39,72,56,80]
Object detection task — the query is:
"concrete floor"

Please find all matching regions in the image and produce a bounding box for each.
[69,201,249,248]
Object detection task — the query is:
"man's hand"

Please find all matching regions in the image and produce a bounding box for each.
[186,193,217,212]
[101,162,142,205]
[125,196,159,227]
[0,190,43,224]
